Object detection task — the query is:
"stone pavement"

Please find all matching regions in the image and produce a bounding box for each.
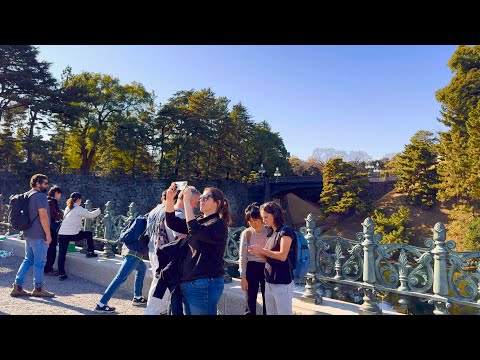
[0,255,146,315]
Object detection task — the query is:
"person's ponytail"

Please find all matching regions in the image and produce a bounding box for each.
[66,198,75,209]
[220,198,232,227]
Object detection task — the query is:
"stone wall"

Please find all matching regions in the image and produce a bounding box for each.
[0,172,396,227]
[0,172,263,227]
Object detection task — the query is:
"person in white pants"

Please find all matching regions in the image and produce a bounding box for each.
[144,191,169,315]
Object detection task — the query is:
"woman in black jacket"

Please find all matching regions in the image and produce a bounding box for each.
[165,183,232,315]
[45,186,63,276]
[248,201,295,315]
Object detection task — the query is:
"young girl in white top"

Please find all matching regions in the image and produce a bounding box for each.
[239,202,268,315]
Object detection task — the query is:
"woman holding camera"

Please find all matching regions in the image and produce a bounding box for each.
[165,183,231,315]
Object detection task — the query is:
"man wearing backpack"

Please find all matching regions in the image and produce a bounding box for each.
[10,174,55,298]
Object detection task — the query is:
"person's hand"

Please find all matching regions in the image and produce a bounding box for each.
[166,182,178,200]
[248,244,264,256]
[45,235,52,245]
[241,277,248,293]
[183,186,193,202]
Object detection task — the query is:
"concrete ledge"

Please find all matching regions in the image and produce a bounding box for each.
[0,235,153,295]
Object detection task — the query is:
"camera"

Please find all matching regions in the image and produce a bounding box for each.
[175,181,188,191]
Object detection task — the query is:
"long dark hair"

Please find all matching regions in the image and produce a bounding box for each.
[244,202,261,225]
[260,201,285,229]
[206,187,232,227]
[48,186,62,199]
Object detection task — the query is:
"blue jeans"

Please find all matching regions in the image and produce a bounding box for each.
[180,277,224,315]
[15,239,48,289]
[99,254,147,305]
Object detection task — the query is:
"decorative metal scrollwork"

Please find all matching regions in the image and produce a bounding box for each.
[316,237,363,281]
[93,215,105,238]
[224,226,245,261]
[112,215,129,241]
[445,243,480,302]
[342,244,363,281]
[375,243,433,293]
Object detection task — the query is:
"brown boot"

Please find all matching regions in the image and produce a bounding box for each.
[10,283,30,297]
[31,286,55,298]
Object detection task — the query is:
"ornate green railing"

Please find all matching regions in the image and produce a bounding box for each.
[300,213,480,315]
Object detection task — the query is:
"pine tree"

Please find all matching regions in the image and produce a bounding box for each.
[370,206,412,244]
[320,157,368,216]
[436,45,480,212]
[393,130,439,209]
[0,108,23,171]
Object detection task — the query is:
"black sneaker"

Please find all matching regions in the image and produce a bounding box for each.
[132,297,147,306]
[59,274,68,281]
[86,252,98,258]
[44,269,59,276]
[94,304,116,312]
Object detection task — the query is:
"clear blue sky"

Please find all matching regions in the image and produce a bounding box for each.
[37,45,457,160]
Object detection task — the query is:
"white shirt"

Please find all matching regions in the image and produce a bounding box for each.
[58,204,101,235]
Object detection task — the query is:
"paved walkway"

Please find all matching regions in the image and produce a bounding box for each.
[0,255,146,315]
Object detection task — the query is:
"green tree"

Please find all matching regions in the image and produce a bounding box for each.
[320,157,368,216]
[61,72,152,175]
[463,216,480,251]
[0,107,23,171]
[370,206,412,244]
[436,45,480,211]
[0,45,61,170]
[248,122,290,178]
[393,130,439,209]
[96,113,155,177]
[222,103,255,180]
[0,46,54,120]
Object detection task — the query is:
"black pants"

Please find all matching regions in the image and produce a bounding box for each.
[244,261,266,315]
[44,227,58,272]
[58,231,95,276]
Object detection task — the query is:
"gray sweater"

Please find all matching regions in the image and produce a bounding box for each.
[238,226,268,278]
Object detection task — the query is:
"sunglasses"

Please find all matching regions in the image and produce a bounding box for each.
[199,194,214,202]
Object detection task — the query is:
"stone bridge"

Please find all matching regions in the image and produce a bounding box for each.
[267,176,324,198]
[1,191,479,314]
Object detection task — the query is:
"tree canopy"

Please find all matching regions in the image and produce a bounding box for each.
[0,45,290,180]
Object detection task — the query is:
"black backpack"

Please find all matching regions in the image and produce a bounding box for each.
[8,191,39,231]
